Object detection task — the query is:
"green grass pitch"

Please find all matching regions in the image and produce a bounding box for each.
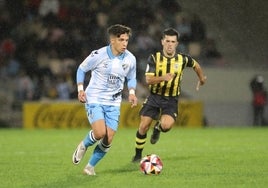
[0,127,267,188]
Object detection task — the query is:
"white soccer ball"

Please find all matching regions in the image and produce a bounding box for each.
[140,154,163,175]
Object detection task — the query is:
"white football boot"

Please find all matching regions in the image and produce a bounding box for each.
[72,141,87,164]
[83,164,96,176]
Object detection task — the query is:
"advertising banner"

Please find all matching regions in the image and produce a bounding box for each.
[23,100,203,129]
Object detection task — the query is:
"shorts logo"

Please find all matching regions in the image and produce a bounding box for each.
[88,110,94,120]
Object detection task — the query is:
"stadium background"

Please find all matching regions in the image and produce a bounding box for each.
[0,0,267,128]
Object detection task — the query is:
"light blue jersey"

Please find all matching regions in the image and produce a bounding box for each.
[77,45,137,106]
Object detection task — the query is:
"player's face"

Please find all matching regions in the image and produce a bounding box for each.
[161,35,178,57]
[110,33,129,56]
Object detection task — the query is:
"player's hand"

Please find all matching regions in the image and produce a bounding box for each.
[78,90,87,103]
[196,76,207,91]
[164,73,175,81]
[128,94,138,108]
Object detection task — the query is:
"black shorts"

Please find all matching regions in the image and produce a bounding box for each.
[139,94,178,121]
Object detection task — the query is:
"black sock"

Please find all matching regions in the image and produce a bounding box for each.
[154,121,162,131]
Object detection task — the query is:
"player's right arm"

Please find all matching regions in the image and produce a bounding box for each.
[146,74,174,85]
[145,54,174,85]
[76,50,100,103]
[76,67,87,103]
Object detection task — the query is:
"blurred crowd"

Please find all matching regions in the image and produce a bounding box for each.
[0,0,223,107]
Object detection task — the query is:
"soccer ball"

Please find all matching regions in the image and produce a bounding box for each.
[140,154,163,175]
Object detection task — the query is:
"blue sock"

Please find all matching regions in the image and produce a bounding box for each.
[89,140,111,166]
[83,130,97,147]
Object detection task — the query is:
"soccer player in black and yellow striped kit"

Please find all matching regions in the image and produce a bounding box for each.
[132,28,206,162]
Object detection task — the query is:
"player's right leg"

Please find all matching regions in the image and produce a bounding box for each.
[132,131,147,162]
[72,130,97,164]
[73,104,105,165]
[132,116,153,162]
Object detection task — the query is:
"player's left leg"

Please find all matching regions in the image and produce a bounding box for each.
[85,127,115,175]
[150,97,177,144]
[150,120,161,144]
[84,133,113,175]
[150,115,175,144]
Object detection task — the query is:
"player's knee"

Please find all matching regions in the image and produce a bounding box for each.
[94,134,105,140]
[160,127,171,132]
[139,124,150,134]
[159,124,172,133]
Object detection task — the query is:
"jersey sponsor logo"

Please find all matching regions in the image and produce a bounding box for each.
[107,74,120,88]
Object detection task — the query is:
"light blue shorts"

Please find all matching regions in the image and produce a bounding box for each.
[85,103,120,131]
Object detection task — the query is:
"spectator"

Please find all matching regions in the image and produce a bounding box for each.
[174,13,191,53]
[174,13,192,45]
[250,75,267,126]
[14,69,34,102]
[190,13,206,42]
[56,75,72,100]
[38,0,60,17]
[202,38,226,66]
[134,30,155,60]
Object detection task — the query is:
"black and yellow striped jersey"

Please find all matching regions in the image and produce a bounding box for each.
[145,52,197,96]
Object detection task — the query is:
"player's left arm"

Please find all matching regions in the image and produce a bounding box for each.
[193,62,206,86]
[128,82,138,108]
[126,57,138,108]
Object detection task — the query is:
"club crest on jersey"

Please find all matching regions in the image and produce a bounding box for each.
[174,62,182,72]
[122,63,128,70]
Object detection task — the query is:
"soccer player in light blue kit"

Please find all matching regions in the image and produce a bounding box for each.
[72,24,138,175]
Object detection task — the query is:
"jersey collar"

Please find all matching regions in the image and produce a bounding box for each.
[107,45,125,60]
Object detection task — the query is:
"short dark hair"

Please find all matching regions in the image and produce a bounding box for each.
[162,28,180,41]
[107,24,132,38]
